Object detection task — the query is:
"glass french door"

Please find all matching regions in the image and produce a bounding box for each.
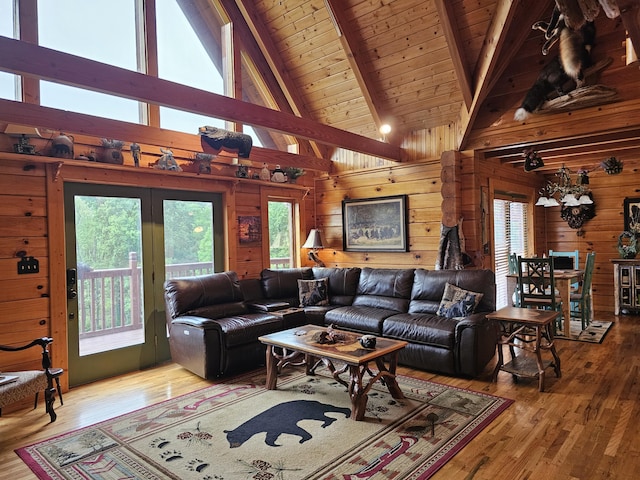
[64,183,223,386]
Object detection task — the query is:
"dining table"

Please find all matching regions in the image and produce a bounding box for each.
[507,269,584,338]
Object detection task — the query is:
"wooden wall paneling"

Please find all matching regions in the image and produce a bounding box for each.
[46,162,68,391]
[314,160,445,268]
[542,161,640,314]
[0,158,50,375]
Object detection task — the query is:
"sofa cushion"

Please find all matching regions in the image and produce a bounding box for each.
[214,314,284,348]
[409,269,496,314]
[383,313,458,349]
[188,302,248,320]
[324,305,397,334]
[352,268,414,313]
[298,278,329,307]
[164,271,244,318]
[312,267,361,305]
[261,268,313,300]
[436,283,484,318]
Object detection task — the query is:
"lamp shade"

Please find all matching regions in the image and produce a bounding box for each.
[302,229,324,249]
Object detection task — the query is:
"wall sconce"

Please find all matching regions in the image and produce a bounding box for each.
[302,229,325,267]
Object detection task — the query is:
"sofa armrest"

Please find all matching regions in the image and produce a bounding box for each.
[245,301,292,312]
[455,312,495,331]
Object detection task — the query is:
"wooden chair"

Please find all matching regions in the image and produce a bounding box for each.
[517,257,563,330]
[570,252,596,330]
[508,252,520,306]
[549,249,580,290]
[0,337,58,422]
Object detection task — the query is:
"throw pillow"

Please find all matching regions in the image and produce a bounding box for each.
[436,282,484,318]
[298,278,329,307]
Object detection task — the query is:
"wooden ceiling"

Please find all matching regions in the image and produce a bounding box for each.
[177,0,640,172]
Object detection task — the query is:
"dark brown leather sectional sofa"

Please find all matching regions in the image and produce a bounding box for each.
[164,267,497,379]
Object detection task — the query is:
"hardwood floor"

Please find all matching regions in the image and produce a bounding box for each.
[1,311,638,479]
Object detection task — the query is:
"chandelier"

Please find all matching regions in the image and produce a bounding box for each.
[535,165,593,208]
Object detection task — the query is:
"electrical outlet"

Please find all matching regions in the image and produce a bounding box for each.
[17,256,39,274]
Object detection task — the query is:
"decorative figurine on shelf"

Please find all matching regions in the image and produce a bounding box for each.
[259,163,271,181]
[199,125,253,158]
[52,133,74,159]
[130,142,141,167]
[100,138,125,164]
[192,152,214,174]
[284,166,306,183]
[271,165,286,183]
[236,162,250,178]
[156,147,182,171]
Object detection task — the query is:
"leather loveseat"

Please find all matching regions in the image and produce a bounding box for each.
[164,267,497,379]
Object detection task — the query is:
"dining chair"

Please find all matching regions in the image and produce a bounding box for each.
[517,256,563,330]
[508,252,520,306]
[570,252,596,330]
[549,249,579,268]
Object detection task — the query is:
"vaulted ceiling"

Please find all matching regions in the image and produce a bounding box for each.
[2,0,638,174]
[179,0,640,172]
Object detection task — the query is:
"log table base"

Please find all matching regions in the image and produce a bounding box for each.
[260,325,407,421]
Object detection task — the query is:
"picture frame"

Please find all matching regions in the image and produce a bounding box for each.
[238,215,261,244]
[624,197,640,234]
[342,195,408,252]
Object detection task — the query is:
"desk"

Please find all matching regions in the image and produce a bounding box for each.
[507,269,583,337]
[487,306,561,392]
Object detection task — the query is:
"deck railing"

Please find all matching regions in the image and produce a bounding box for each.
[77,254,292,338]
[77,253,214,338]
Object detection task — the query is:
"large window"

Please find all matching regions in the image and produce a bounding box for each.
[10,0,268,144]
[494,196,531,309]
[268,200,296,269]
[37,0,141,121]
[0,0,18,100]
[156,0,225,134]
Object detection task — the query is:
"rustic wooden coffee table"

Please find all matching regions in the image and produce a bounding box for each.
[259,324,408,420]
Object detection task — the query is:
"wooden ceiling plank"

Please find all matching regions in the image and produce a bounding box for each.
[434,0,473,110]
[228,0,328,158]
[0,36,403,161]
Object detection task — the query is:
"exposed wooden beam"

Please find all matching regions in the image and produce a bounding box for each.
[324,0,395,141]
[178,0,317,156]
[434,0,473,110]
[0,98,332,172]
[619,0,640,64]
[0,37,404,161]
[458,0,553,150]
[227,0,329,158]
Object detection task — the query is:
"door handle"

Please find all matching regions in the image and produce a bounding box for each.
[67,268,77,299]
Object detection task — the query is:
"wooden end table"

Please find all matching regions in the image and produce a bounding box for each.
[259,325,407,421]
[487,306,561,392]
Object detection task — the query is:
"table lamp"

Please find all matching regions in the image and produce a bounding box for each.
[302,229,325,267]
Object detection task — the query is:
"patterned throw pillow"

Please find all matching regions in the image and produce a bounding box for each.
[436,282,484,318]
[298,278,329,307]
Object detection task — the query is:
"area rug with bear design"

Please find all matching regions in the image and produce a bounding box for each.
[16,368,512,480]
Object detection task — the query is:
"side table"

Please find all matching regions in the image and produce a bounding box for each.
[487,306,561,392]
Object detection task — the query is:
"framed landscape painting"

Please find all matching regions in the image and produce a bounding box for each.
[342,195,408,252]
